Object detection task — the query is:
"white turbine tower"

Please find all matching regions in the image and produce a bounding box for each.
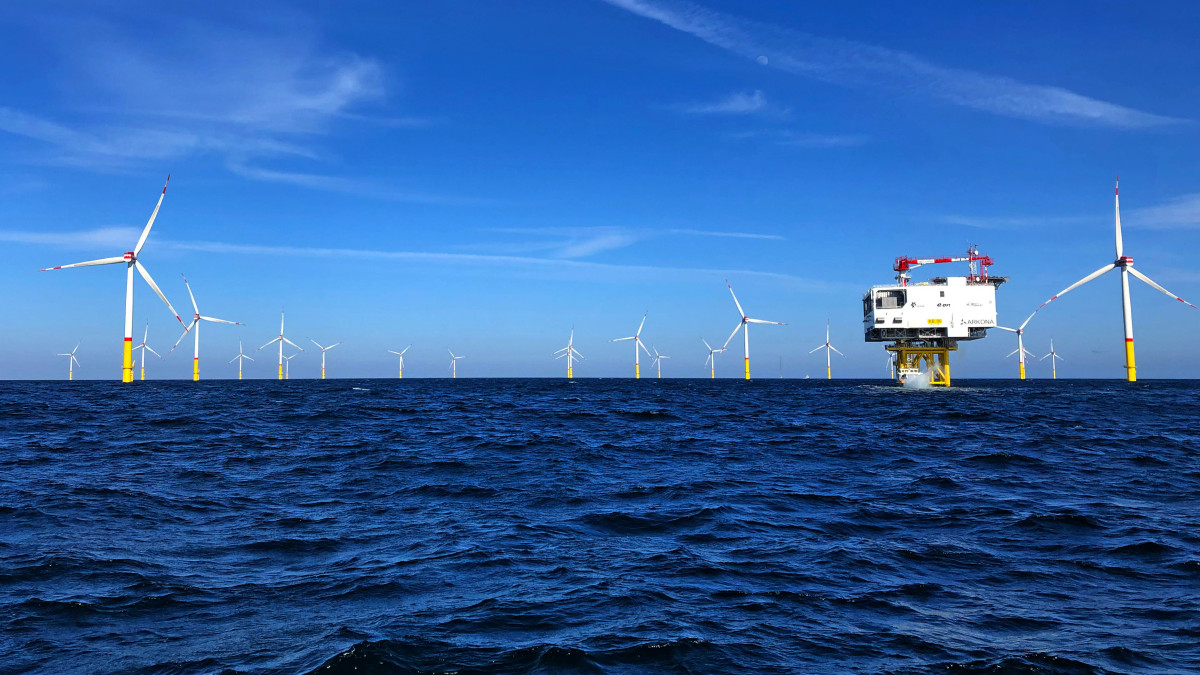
[1029,178,1197,381]
[651,347,670,378]
[995,313,1036,379]
[388,346,412,379]
[132,322,161,381]
[230,341,254,380]
[808,320,844,379]
[39,177,187,382]
[722,281,787,380]
[702,338,725,379]
[283,352,297,380]
[610,312,651,378]
[1042,339,1064,380]
[171,274,242,381]
[554,329,584,379]
[448,350,465,378]
[257,308,304,380]
[58,343,81,381]
[309,338,342,380]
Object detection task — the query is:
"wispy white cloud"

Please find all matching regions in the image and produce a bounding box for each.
[487,226,785,259]
[678,89,786,116]
[730,129,869,148]
[937,214,1090,230]
[1129,193,1200,229]
[602,0,1183,128]
[0,12,449,200]
[0,226,828,287]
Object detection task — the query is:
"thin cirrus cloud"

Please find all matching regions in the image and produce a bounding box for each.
[0,15,446,200]
[486,226,785,259]
[677,90,786,116]
[601,0,1183,128]
[0,226,823,287]
[937,192,1200,230]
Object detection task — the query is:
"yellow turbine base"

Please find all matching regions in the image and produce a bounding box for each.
[826,366,831,380]
[635,364,640,379]
[238,372,243,381]
[1019,362,1026,380]
[69,371,73,381]
[122,339,134,383]
[399,370,403,379]
[322,368,326,380]
[567,367,573,379]
[278,364,283,380]
[193,358,199,382]
[140,367,145,381]
[744,358,750,380]
[710,368,715,379]
[1125,339,1136,382]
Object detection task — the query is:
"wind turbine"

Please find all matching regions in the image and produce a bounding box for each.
[1041,339,1064,380]
[554,329,584,379]
[230,341,254,380]
[309,338,342,379]
[610,312,651,378]
[995,313,1036,379]
[702,338,724,379]
[39,176,187,382]
[283,352,297,380]
[1028,178,1197,381]
[257,308,304,380]
[448,350,465,378]
[722,281,786,380]
[808,320,844,379]
[170,274,242,381]
[884,348,895,380]
[388,346,411,378]
[651,347,670,378]
[58,343,80,381]
[132,321,161,381]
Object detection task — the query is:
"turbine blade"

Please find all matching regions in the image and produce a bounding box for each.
[200,316,242,325]
[135,261,187,329]
[145,345,161,358]
[635,312,647,337]
[1033,263,1117,314]
[282,337,303,350]
[310,338,325,350]
[401,345,411,355]
[721,322,742,350]
[572,347,584,359]
[808,345,823,354]
[726,280,745,317]
[181,274,199,314]
[1114,178,1123,259]
[1129,268,1199,309]
[830,346,845,357]
[40,255,126,271]
[133,175,170,256]
[170,319,197,351]
[610,336,634,342]
[746,318,786,325]
[257,337,281,352]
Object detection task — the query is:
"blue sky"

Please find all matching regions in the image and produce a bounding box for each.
[2,0,1199,379]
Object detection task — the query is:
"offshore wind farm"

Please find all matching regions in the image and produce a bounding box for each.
[3,3,1200,674]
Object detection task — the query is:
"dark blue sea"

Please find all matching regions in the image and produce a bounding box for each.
[2,379,1198,674]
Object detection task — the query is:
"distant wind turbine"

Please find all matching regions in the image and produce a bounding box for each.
[449,350,465,378]
[230,341,254,380]
[722,281,786,380]
[651,347,670,379]
[388,345,411,379]
[257,308,303,380]
[170,274,242,381]
[808,320,844,379]
[132,322,161,381]
[283,352,297,380]
[309,338,342,380]
[610,312,651,378]
[554,329,584,379]
[58,343,80,381]
[39,176,187,382]
[1041,339,1064,379]
[995,313,1036,380]
[702,338,725,379]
